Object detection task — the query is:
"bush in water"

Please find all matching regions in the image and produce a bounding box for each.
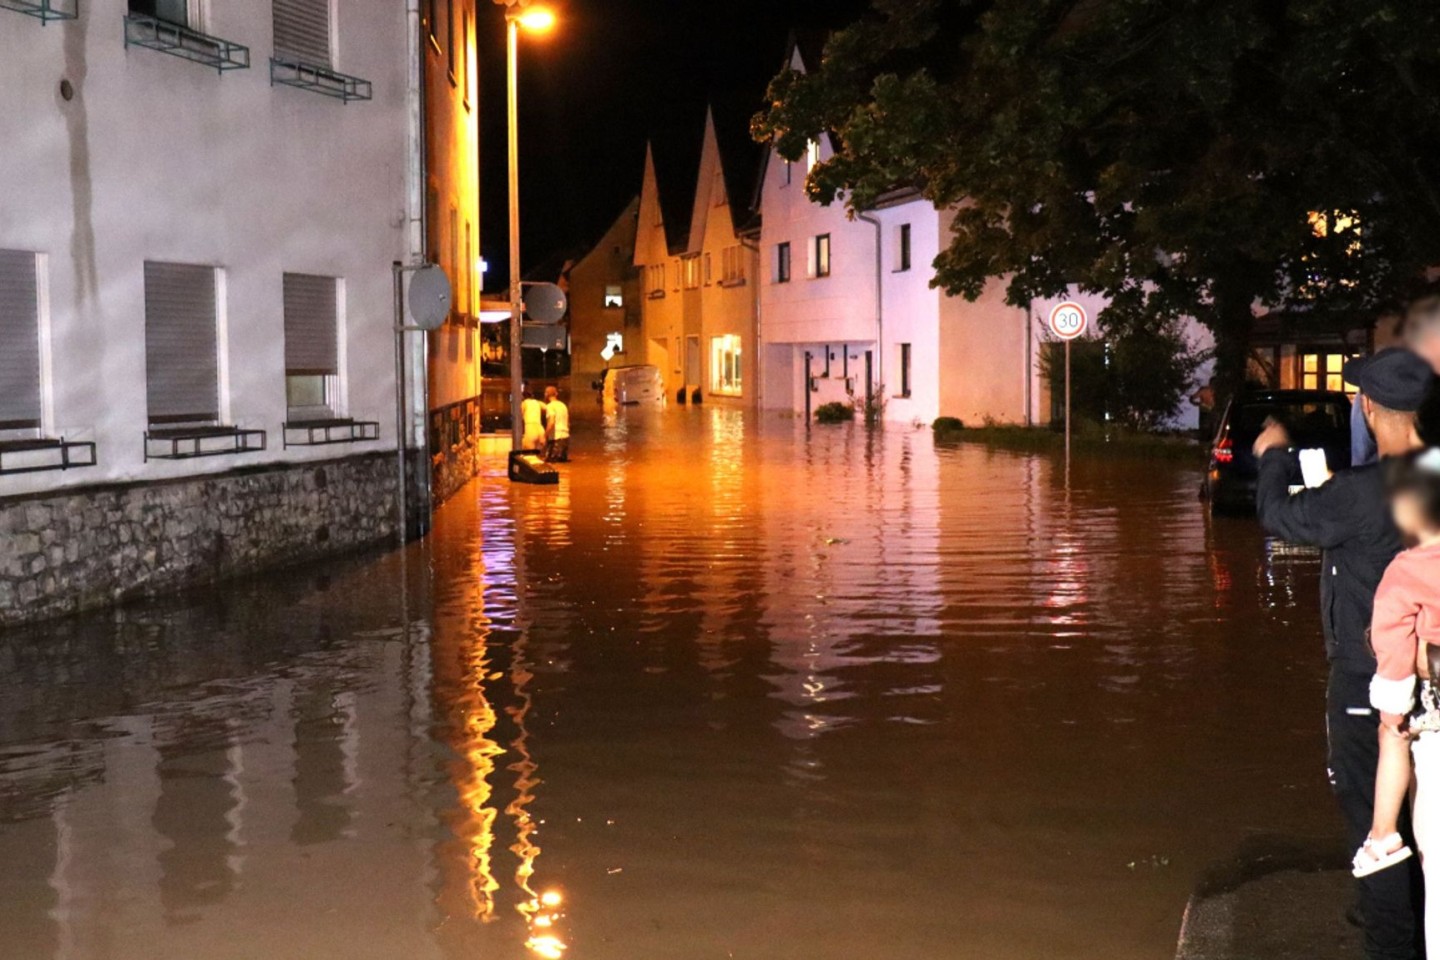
[815,402,855,424]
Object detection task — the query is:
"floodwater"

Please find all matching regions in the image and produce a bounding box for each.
[0,408,1346,960]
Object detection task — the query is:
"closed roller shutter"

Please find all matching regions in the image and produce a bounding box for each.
[0,249,42,430]
[144,261,219,423]
[283,273,338,375]
[273,0,331,67]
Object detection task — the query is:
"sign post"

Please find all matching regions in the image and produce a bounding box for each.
[1046,301,1089,471]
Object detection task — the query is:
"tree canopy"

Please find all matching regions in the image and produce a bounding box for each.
[753,0,1440,384]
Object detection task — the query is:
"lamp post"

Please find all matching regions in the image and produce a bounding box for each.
[498,0,556,449]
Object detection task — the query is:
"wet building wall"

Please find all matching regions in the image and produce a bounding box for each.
[0,452,397,627]
[423,0,484,507]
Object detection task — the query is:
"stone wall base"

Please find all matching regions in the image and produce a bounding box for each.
[0,451,400,628]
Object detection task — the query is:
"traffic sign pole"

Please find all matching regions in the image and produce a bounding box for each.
[1046,301,1089,479]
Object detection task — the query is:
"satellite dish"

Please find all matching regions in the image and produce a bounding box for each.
[408,264,452,331]
[524,282,568,324]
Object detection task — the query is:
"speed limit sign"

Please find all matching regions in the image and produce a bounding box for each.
[1047,301,1088,341]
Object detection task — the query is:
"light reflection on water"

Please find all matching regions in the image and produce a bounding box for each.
[0,407,1337,959]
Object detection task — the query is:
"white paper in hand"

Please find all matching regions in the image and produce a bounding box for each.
[1299,448,1332,489]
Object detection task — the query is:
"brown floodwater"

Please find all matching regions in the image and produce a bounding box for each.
[0,407,1347,959]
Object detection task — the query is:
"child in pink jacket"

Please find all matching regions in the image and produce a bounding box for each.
[1357,450,1440,878]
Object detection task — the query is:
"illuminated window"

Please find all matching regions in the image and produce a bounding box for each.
[604,285,623,308]
[806,140,821,172]
[710,334,742,396]
[1300,352,1357,394]
[775,242,791,283]
[683,257,700,290]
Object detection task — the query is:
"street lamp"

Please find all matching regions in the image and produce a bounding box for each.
[498,0,556,450]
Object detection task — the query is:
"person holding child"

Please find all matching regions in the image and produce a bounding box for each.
[1255,347,1433,960]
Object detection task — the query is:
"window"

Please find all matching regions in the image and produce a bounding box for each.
[775,242,791,283]
[899,342,913,398]
[1302,352,1358,394]
[711,335,742,396]
[283,273,340,420]
[704,253,713,285]
[273,0,331,66]
[683,257,700,290]
[672,258,680,292]
[0,249,42,434]
[896,223,912,272]
[464,220,474,316]
[806,140,821,172]
[782,159,792,186]
[447,0,457,79]
[129,0,189,27]
[449,205,460,321]
[811,234,831,278]
[461,7,471,107]
[604,284,623,308]
[721,245,745,285]
[144,261,220,425]
[646,263,666,297]
[713,168,726,207]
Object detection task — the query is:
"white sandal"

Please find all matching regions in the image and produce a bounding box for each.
[1352,833,1414,878]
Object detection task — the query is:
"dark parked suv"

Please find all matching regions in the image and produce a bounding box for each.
[1205,389,1353,513]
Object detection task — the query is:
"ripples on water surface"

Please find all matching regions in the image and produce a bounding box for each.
[0,408,1340,959]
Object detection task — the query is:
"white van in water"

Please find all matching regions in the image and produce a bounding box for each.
[597,365,665,406]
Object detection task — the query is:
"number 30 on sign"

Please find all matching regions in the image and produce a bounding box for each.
[1047,301,1088,341]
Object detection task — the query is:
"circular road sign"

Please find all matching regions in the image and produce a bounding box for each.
[1047,301,1088,341]
[408,264,452,331]
[524,282,568,324]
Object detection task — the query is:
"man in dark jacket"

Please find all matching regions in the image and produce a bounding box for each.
[1255,347,1432,960]
[1352,296,1440,466]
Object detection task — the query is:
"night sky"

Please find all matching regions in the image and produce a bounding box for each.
[477,0,873,288]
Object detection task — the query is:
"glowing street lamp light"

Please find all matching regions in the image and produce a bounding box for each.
[496,0,557,450]
[514,6,555,32]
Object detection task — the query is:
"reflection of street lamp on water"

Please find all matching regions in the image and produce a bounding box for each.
[496,0,557,448]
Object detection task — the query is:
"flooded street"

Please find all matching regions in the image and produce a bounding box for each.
[0,407,1345,960]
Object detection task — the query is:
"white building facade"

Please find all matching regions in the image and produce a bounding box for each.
[756,42,1213,429]
[0,0,434,624]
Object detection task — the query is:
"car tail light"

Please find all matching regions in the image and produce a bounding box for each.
[1213,434,1234,464]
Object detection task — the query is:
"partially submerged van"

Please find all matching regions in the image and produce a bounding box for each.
[597,365,665,406]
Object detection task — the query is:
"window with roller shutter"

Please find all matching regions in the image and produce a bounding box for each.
[144,261,220,425]
[283,272,339,418]
[0,250,43,433]
[273,0,331,67]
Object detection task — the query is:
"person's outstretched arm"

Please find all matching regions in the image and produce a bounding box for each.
[1255,447,1360,549]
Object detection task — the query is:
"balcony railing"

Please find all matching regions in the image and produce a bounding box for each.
[123,13,250,73]
[144,424,266,461]
[282,417,381,448]
[270,57,373,103]
[0,436,97,475]
[0,0,78,23]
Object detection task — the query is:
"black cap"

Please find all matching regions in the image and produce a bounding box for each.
[1344,348,1434,412]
